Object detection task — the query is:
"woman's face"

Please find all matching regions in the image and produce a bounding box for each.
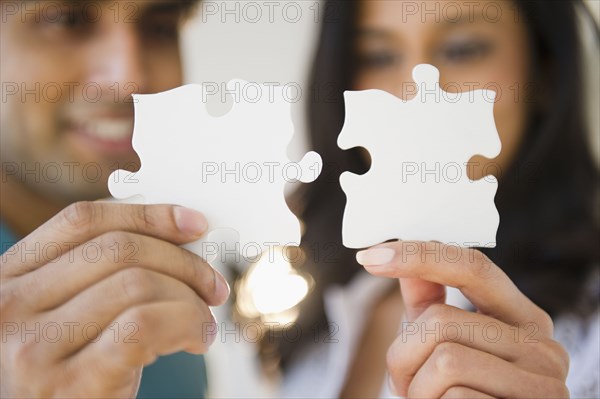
[353,0,532,179]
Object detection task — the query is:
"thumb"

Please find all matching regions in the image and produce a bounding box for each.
[399,277,446,322]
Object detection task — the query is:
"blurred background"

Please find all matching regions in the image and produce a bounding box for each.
[181,1,324,165]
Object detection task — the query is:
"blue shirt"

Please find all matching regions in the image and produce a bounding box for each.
[0,221,17,251]
[0,220,207,398]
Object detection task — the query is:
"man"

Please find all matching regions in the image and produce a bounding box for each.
[0,1,227,397]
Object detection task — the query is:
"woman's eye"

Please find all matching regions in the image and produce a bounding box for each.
[57,13,85,30]
[49,7,87,29]
[141,20,180,42]
[440,41,493,63]
[356,51,400,69]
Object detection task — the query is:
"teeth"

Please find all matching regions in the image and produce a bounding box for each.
[84,119,133,142]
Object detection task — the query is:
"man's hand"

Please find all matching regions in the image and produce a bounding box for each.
[1,202,229,398]
[357,241,569,399]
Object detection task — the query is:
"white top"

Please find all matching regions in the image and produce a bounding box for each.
[205,269,600,398]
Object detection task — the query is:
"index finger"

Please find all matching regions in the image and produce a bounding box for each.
[357,241,553,334]
[2,201,208,277]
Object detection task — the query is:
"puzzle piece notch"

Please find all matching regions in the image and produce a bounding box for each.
[413,63,439,95]
[108,80,322,264]
[338,64,501,249]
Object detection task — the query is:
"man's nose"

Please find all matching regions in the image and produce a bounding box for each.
[87,24,148,101]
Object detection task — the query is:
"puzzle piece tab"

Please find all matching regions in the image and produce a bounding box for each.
[109,81,322,263]
[338,64,501,249]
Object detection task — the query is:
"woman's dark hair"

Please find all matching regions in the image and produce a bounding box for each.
[265,0,600,369]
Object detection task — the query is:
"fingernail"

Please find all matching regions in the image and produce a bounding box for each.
[173,206,208,236]
[215,272,230,303]
[356,247,395,266]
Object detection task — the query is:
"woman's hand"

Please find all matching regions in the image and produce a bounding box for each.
[357,241,570,399]
[1,202,229,398]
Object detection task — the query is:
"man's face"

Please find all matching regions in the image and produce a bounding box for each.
[1,1,193,201]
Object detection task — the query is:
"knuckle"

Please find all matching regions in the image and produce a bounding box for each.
[432,342,462,377]
[96,231,137,262]
[441,243,461,262]
[536,309,554,335]
[182,249,219,303]
[118,268,157,303]
[60,201,97,232]
[12,338,38,369]
[180,248,201,281]
[133,205,156,231]
[423,303,453,326]
[542,338,570,379]
[465,249,495,281]
[395,326,413,347]
[122,306,153,335]
[114,330,156,367]
[385,343,412,395]
[95,231,117,251]
[386,338,406,373]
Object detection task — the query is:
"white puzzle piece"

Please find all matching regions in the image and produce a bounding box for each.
[338,64,501,249]
[109,81,322,263]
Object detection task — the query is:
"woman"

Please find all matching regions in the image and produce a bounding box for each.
[244,0,599,397]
